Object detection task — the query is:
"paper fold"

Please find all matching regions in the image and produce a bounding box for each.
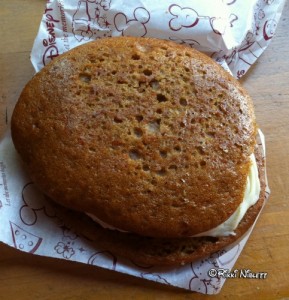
[31,0,285,78]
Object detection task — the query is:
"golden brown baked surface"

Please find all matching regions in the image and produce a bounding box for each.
[11,36,257,238]
[59,144,266,266]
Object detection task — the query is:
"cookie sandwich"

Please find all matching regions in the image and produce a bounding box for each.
[11,37,266,265]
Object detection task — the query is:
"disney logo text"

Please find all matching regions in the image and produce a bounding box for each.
[42,7,60,66]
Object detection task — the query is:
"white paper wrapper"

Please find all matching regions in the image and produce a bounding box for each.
[31,0,285,78]
[1,0,278,294]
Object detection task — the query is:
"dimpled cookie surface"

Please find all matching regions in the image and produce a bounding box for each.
[11,37,257,238]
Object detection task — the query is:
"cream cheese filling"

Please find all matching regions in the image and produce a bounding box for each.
[87,153,261,237]
[194,153,260,237]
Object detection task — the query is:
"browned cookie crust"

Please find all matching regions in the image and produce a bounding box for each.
[11,36,257,238]
[73,144,266,266]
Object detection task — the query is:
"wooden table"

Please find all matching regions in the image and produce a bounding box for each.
[1,1,288,298]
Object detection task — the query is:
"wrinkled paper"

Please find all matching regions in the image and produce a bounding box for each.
[0,0,281,294]
[31,0,285,78]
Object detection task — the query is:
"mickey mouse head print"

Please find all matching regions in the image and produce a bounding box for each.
[168,4,238,35]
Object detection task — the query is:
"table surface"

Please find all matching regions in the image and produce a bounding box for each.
[1,1,289,299]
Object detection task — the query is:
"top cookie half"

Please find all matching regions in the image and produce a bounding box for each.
[11,37,257,238]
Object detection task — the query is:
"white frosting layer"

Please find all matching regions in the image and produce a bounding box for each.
[87,153,260,237]
[194,153,260,237]
[86,213,128,232]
